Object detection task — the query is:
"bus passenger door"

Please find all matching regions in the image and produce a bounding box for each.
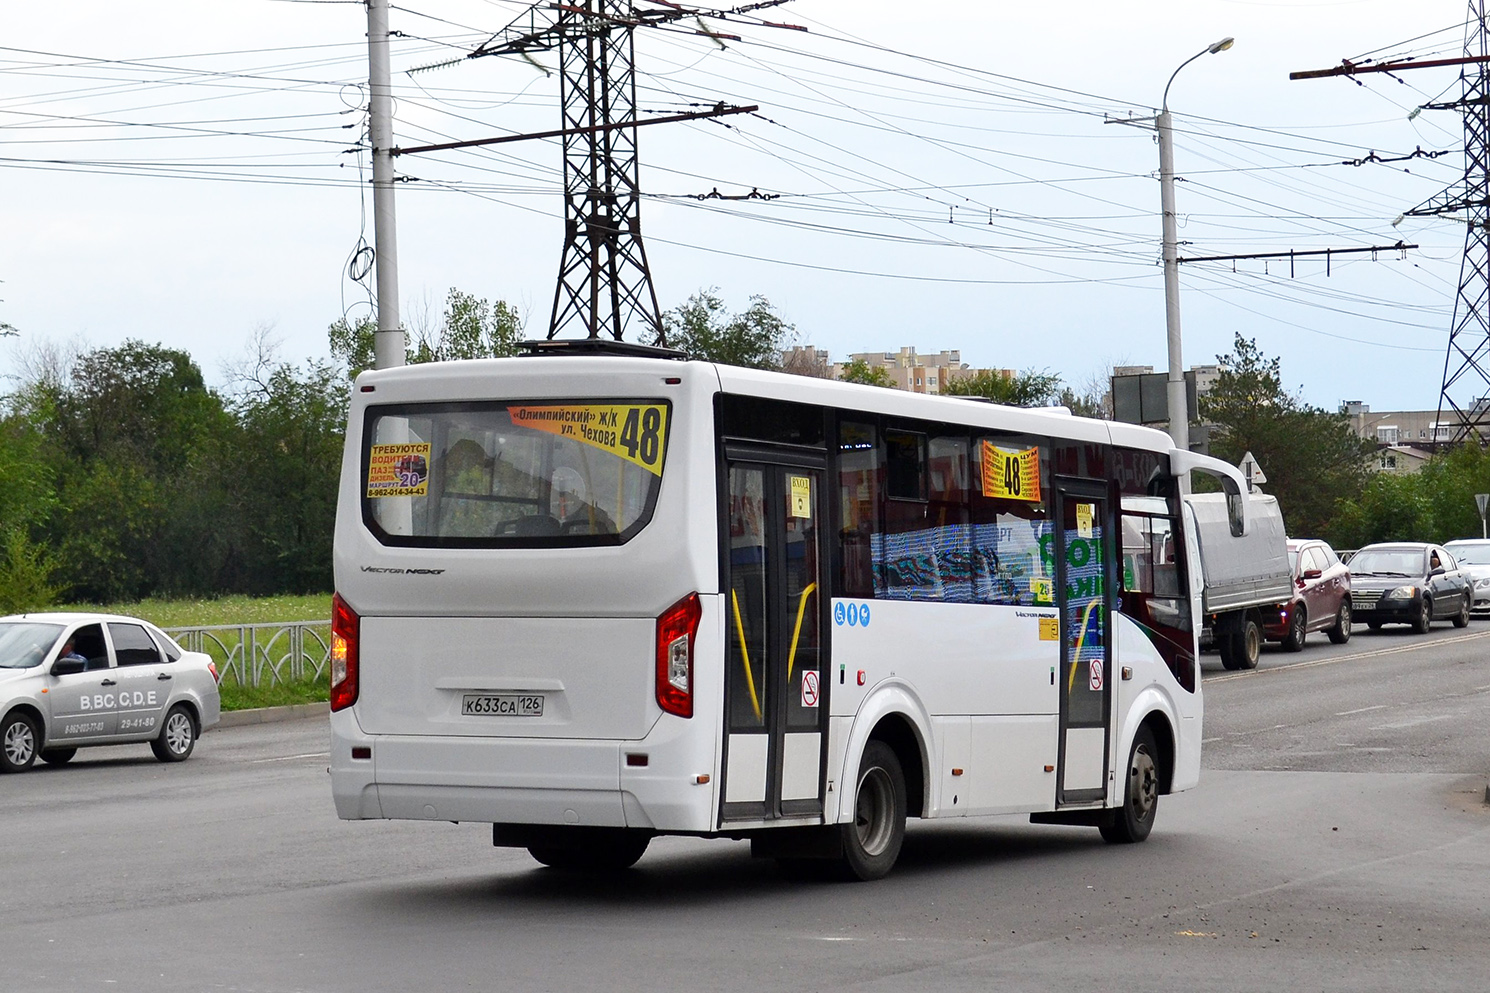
[720,459,827,823]
[1055,484,1112,805]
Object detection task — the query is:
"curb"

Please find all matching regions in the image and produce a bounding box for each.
[215,702,329,729]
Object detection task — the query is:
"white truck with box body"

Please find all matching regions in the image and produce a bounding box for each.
[1184,491,1291,670]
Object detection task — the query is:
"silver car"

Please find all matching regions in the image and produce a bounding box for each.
[1444,539,1490,617]
[0,612,221,773]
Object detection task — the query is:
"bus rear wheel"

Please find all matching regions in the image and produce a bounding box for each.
[528,828,650,872]
[1100,727,1159,844]
[837,741,906,881]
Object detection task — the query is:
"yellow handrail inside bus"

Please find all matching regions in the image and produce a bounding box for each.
[1067,597,1103,693]
[786,582,818,679]
[730,588,763,722]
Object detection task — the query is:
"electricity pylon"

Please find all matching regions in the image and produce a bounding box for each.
[461,2,787,344]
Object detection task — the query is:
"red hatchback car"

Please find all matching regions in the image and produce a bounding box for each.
[1264,538,1352,651]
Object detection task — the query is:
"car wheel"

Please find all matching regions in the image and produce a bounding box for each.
[1,711,40,773]
[1327,601,1352,644]
[41,748,78,766]
[836,740,906,881]
[1283,606,1306,652]
[1411,597,1432,634]
[150,705,196,762]
[527,828,650,871]
[1366,619,1382,631]
[1100,727,1160,844]
[1452,593,1471,628]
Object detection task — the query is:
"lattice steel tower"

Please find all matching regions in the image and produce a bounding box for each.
[473,2,658,342]
[1415,2,1490,444]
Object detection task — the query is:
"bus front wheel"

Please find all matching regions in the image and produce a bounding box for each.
[837,741,906,881]
[1100,727,1159,844]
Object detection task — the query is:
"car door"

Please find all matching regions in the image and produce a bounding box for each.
[107,621,172,739]
[1301,546,1332,631]
[45,623,119,743]
[1431,547,1466,616]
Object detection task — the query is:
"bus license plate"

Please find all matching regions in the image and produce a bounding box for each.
[462,694,544,717]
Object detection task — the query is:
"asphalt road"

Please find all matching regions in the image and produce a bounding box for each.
[2,621,1487,993]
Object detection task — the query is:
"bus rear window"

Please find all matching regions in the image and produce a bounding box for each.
[362,399,670,547]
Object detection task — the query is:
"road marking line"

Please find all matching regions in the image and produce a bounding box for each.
[1371,714,1457,730]
[247,752,329,764]
[1335,705,1388,716]
[1208,629,1490,682]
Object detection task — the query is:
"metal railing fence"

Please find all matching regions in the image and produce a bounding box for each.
[164,620,331,688]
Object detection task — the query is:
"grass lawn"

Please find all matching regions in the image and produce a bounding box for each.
[59,593,334,712]
[218,676,330,711]
[58,593,332,628]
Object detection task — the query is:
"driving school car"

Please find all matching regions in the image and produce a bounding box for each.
[0,612,221,773]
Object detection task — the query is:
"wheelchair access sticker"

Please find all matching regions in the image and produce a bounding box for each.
[833,602,871,628]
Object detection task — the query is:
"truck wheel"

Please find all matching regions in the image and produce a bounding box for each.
[1326,602,1351,644]
[1282,606,1306,652]
[1220,616,1261,670]
[1411,597,1432,634]
[1100,727,1159,844]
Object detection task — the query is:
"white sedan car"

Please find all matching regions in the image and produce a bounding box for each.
[0,612,221,773]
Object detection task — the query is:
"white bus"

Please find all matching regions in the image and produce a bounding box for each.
[329,343,1249,880]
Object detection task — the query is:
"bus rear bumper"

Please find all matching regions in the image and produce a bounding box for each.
[330,709,715,833]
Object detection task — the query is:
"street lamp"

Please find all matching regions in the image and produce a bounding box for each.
[1159,36,1233,455]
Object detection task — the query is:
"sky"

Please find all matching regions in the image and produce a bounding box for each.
[1,0,1482,414]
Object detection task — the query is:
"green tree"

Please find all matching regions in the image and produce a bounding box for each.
[1199,333,1375,539]
[409,289,523,363]
[328,313,377,377]
[221,358,348,593]
[0,528,58,614]
[31,341,230,601]
[1419,441,1490,541]
[942,367,1064,407]
[660,289,794,369]
[330,289,525,378]
[1328,471,1434,548]
[837,358,894,387]
[0,404,59,611]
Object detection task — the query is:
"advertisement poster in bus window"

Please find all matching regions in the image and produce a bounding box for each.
[981,443,1041,503]
[871,518,1053,606]
[508,403,669,476]
[367,443,431,498]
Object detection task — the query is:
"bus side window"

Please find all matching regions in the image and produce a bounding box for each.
[969,436,1050,607]
[837,421,879,598]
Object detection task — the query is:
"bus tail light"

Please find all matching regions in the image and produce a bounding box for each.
[330,592,360,712]
[656,593,702,718]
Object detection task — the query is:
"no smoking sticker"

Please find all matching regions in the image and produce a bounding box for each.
[1089,660,1104,692]
[801,670,820,708]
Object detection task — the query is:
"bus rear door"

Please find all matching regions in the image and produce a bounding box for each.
[719,453,827,824]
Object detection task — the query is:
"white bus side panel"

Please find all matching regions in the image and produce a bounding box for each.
[827,599,1061,818]
[1112,611,1202,792]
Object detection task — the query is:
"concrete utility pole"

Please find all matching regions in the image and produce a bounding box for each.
[367,0,404,369]
[1158,37,1233,455]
